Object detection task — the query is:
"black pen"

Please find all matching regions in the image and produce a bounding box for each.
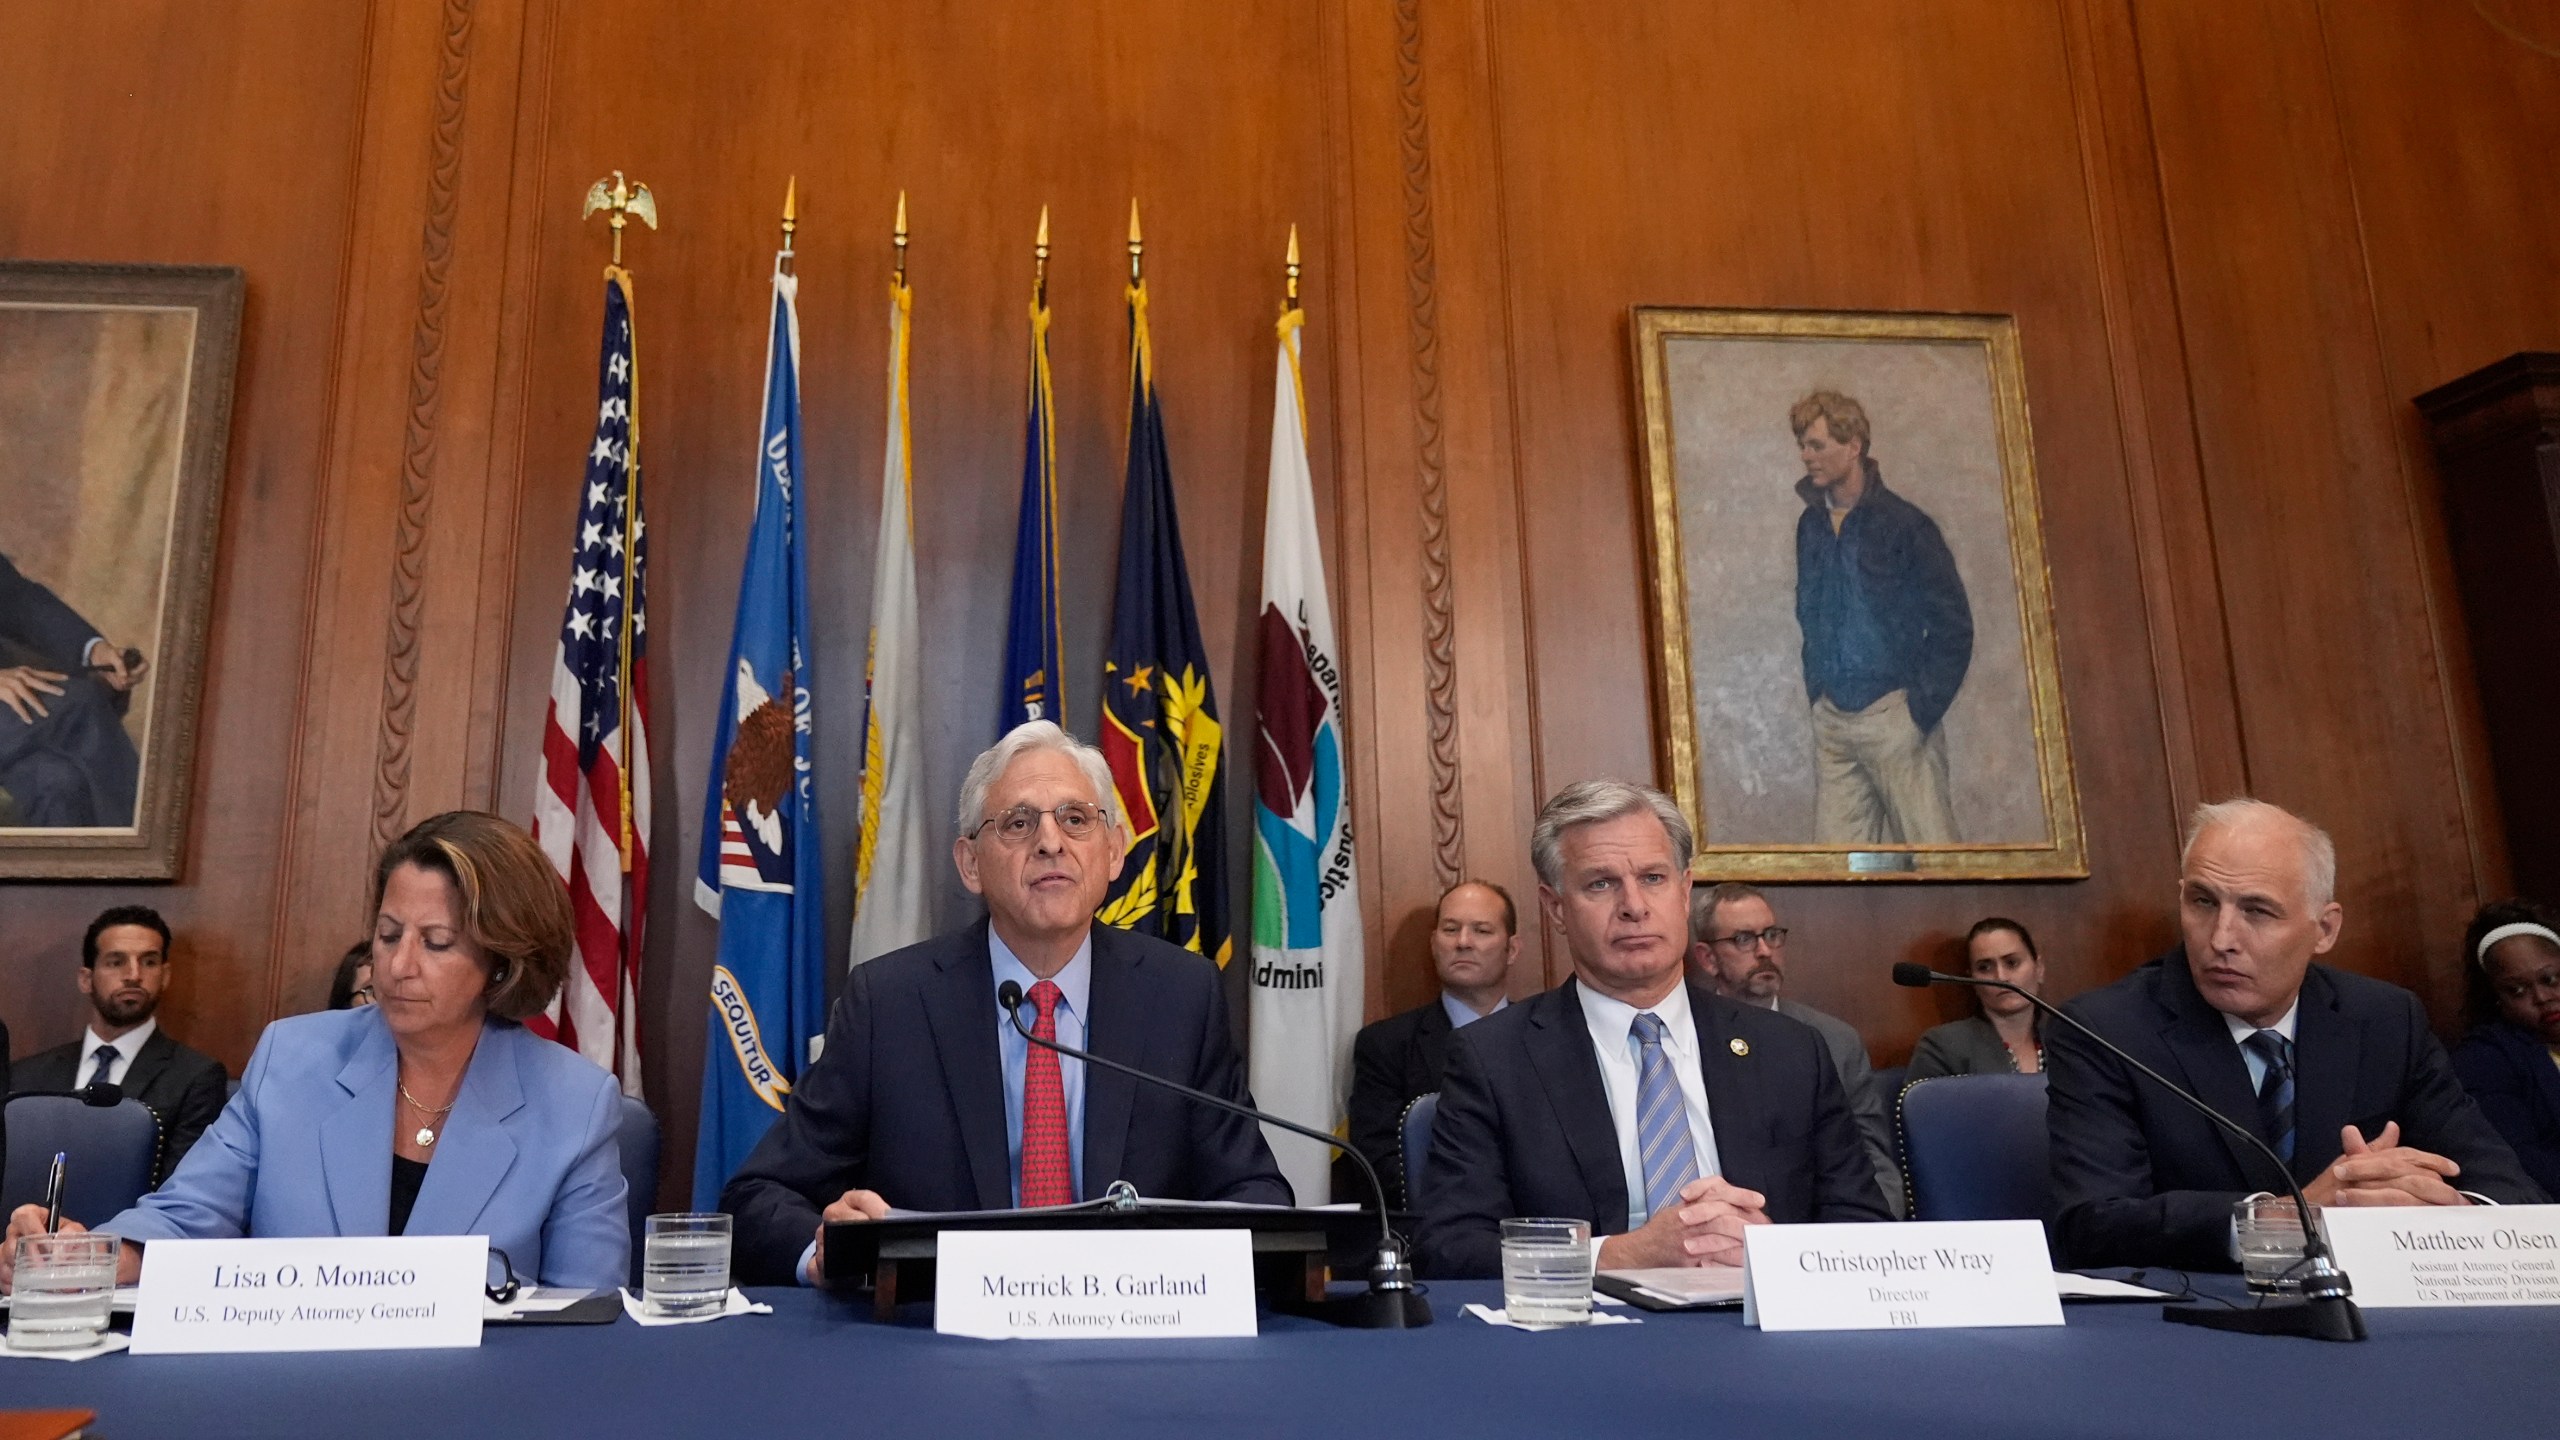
[41,1151,67,1233]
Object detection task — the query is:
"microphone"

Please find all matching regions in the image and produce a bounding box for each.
[1892,962,2365,1342]
[997,978,1429,1329]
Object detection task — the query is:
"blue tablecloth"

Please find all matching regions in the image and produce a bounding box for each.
[3,1281,2543,1438]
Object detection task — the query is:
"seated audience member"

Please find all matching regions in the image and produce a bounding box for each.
[1689,881,1902,1215]
[1348,878,1519,1202]
[1418,780,1888,1279]
[721,722,1289,1288]
[1906,917,2046,1080]
[0,811,630,1293]
[327,939,377,1010]
[11,905,229,1182]
[2048,798,2542,1272]
[2451,899,2560,1200]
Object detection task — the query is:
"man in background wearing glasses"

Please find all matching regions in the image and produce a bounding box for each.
[1689,881,1903,1216]
[720,721,1290,1286]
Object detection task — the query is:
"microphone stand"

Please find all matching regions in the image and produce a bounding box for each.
[999,980,1430,1329]
[1892,964,2366,1342]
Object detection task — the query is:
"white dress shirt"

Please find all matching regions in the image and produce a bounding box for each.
[1576,979,1721,1230]
[2222,998,2299,1092]
[1440,991,1508,1030]
[79,1017,156,1089]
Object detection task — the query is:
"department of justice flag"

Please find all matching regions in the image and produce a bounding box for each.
[848,273,932,968]
[1096,276,1230,967]
[1249,302,1365,1203]
[996,292,1063,733]
[529,267,652,1099]
[691,253,828,1207]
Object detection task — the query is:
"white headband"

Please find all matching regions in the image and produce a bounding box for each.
[2475,921,2560,966]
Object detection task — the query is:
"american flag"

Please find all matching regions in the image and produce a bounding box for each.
[531,269,651,1098]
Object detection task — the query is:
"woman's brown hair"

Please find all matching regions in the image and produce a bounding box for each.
[371,811,573,1022]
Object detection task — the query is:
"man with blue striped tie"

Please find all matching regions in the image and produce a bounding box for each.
[1416,780,1888,1279]
[2049,799,2544,1271]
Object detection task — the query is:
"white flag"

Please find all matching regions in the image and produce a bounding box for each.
[1248,305,1366,1204]
[848,278,933,967]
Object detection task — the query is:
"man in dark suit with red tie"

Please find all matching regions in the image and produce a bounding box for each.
[720,722,1289,1287]
[1417,780,1887,1279]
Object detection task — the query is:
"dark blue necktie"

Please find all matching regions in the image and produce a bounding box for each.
[2243,1030,2295,1164]
[87,1044,119,1090]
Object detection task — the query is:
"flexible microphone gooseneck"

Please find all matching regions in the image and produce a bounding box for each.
[1892,962,2366,1342]
[997,979,1430,1329]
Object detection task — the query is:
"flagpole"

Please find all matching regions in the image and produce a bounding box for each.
[582,171,658,874]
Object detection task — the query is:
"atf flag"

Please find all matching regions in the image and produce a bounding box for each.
[691,254,827,1207]
[1096,276,1230,967]
[1248,300,1365,1203]
[997,288,1063,733]
[848,270,932,968]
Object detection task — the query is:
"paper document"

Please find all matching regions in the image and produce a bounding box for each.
[2054,1272,2175,1300]
[1598,1265,1749,1307]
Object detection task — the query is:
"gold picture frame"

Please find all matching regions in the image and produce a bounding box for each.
[1631,307,2084,882]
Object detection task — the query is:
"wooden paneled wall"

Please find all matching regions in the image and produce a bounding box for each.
[7,0,2558,1202]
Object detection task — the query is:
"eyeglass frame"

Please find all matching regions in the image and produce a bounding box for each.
[1708,925,1790,952]
[964,800,1113,846]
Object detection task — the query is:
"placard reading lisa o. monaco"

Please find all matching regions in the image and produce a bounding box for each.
[1742,1220,2063,1331]
[2321,1205,2560,1308]
[129,1236,486,1354]
[933,1228,1257,1339]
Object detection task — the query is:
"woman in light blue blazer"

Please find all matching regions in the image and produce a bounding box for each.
[2,812,628,1291]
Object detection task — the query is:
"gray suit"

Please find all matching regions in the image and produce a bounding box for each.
[1776,998,1903,1218]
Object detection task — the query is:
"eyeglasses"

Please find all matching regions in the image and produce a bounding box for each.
[485,1247,523,1304]
[1710,926,1789,952]
[967,801,1107,845]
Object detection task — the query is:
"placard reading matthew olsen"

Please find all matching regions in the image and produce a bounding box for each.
[2323,1206,2560,1308]
[934,1229,1258,1339]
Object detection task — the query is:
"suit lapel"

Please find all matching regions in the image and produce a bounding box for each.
[1413,1003,1453,1095]
[2289,968,2354,1176]
[1080,929,1137,1201]
[920,922,1012,1210]
[2156,957,2284,1189]
[1523,982,1628,1228]
[1690,990,1763,1184]
[320,1016,398,1235]
[118,1029,176,1100]
[408,1021,521,1237]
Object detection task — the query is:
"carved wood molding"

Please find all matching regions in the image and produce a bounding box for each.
[371,0,477,857]
[1395,0,1463,890]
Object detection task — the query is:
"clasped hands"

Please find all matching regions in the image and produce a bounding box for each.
[2301,1121,2471,1208]
[1595,1176,1768,1269]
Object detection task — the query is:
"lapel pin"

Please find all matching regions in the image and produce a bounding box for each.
[1729,1037,1750,1057]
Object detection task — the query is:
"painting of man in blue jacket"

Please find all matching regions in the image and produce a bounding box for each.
[0,549,144,827]
[1789,390,1972,845]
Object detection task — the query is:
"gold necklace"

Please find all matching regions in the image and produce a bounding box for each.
[399,1080,459,1147]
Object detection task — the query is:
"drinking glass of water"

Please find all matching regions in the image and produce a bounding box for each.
[7,1232,117,1351]
[1500,1217,1594,1327]
[643,1212,733,1319]
[2232,1193,2319,1295]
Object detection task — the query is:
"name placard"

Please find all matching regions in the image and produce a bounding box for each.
[1742,1220,2064,1331]
[933,1228,1256,1339]
[2321,1204,2560,1308]
[129,1236,486,1354]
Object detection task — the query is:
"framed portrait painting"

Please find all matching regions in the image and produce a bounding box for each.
[0,262,243,879]
[1631,308,2084,881]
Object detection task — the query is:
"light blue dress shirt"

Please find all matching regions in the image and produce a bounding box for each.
[994,929,1091,1206]
[1440,991,1508,1030]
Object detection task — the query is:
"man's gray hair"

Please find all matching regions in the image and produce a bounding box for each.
[2183,797,2337,909]
[956,721,1123,835]
[1530,779,1694,887]
[1689,881,1769,943]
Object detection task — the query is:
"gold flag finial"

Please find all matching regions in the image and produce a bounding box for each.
[781,176,798,245]
[1127,198,1144,284]
[582,170,659,267]
[1033,205,1051,307]
[1284,223,1301,310]
[892,190,909,288]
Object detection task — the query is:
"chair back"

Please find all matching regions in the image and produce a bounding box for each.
[615,1094,661,1284]
[1,1093,163,1226]
[1398,1092,1440,1211]
[1898,1073,2047,1222]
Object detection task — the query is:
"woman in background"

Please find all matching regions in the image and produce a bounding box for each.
[2452,898,2560,1200]
[1906,917,2045,1080]
[327,938,374,1009]
[1,810,627,1291]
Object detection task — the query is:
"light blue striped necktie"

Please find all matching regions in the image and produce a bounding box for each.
[1632,1012,1701,1220]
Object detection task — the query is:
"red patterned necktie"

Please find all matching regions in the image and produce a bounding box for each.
[1019,979,1074,1207]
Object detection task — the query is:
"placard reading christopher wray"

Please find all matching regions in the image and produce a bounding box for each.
[1743,1220,2063,1331]
[934,1228,1257,1339]
[129,1236,487,1354]
[2322,1205,2560,1308]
